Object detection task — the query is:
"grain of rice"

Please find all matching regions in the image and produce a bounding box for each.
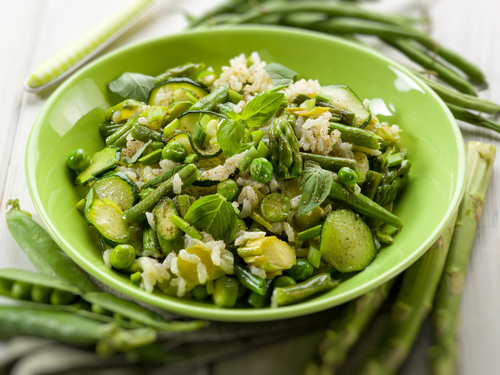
[234,231,266,246]
[146,212,156,231]
[299,112,341,155]
[173,173,182,194]
[201,151,247,181]
[284,222,295,242]
[290,195,301,210]
[285,79,323,102]
[103,249,112,269]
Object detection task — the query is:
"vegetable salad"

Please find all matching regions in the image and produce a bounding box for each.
[68,52,409,308]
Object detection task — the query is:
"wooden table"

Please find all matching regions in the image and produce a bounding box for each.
[1,1,498,374]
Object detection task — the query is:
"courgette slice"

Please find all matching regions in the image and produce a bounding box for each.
[88,197,130,244]
[153,197,183,255]
[165,132,194,154]
[322,85,372,128]
[75,147,121,186]
[148,78,209,107]
[165,129,222,159]
[177,110,225,134]
[93,171,139,211]
[319,209,376,272]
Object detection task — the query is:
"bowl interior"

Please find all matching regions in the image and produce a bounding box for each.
[26,26,465,322]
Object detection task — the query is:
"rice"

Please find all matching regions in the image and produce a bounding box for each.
[237,186,259,218]
[250,265,267,279]
[284,79,323,102]
[299,112,341,155]
[103,249,112,269]
[173,173,182,194]
[290,195,301,210]
[235,230,266,246]
[121,133,144,159]
[201,151,247,181]
[145,212,156,231]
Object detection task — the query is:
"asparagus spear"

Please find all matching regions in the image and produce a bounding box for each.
[430,142,496,375]
[358,211,459,375]
[313,279,397,374]
[269,114,302,179]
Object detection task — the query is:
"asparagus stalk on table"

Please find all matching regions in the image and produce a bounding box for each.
[430,142,496,375]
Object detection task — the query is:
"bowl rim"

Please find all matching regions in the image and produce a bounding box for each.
[26,25,466,322]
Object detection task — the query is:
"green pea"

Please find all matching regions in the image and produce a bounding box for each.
[162,141,188,162]
[338,167,358,187]
[11,281,32,300]
[31,284,53,304]
[67,148,90,171]
[113,312,128,321]
[50,289,76,305]
[250,157,273,184]
[273,276,297,288]
[260,193,290,222]
[91,303,113,316]
[130,272,142,285]
[110,244,136,270]
[192,285,209,301]
[286,259,314,282]
[217,180,239,201]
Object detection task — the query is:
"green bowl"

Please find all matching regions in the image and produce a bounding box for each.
[26,26,465,322]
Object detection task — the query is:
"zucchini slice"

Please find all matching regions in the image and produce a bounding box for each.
[153,197,183,255]
[321,85,372,128]
[148,78,209,106]
[88,197,130,244]
[93,171,139,211]
[177,110,225,134]
[319,209,376,272]
[75,147,121,186]
[165,130,222,159]
[165,132,194,154]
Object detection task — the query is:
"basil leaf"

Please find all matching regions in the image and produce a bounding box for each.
[241,93,284,128]
[217,115,250,157]
[298,160,333,217]
[184,194,239,242]
[264,63,297,87]
[108,72,155,103]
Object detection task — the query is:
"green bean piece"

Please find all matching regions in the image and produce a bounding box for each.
[373,230,394,245]
[217,180,239,201]
[233,263,267,296]
[184,153,199,163]
[256,141,270,158]
[142,227,161,258]
[286,259,314,281]
[192,285,209,301]
[67,148,90,171]
[30,284,53,304]
[170,213,203,240]
[248,280,273,308]
[138,149,162,168]
[297,225,322,241]
[329,122,383,150]
[273,276,297,289]
[387,153,403,167]
[190,85,230,112]
[228,89,243,104]
[251,130,264,146]
[300,152,358,173]
[272,273,339,307]
[106,118,135,146]
[84,292,207,331]
[177,194,195,218]
[249,212,272,230]
[163,118,181,138]
[125,140,151,166]
[50,289,76,305]
[307,246,322,268]
[217,102,236,116]
[212,276,239,308]
[250,157,274,184]
[238,146,259,172]
[131,124,163,143]
[362,170,383,200]
[338,167,358,187]
[130,272,142,285]
[446,103,500,134]
[11,281,32,300]
[140,164,185,190]
[328,180,404,229]
[162,141,188,162]
[260,193,290,223]
[139,187,154,200]
[99,122,122,138]
[124,164,198,222]
[110,244,136,269]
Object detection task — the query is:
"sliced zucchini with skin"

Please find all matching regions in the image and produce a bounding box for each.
[177,110,225,135]
[88,197,130,244]
[148,78,209,107]
[75,147,121,186]
[153,197,183,255]
[164,101,192,124]
[321,85,371,128]
[165,130,222,159]
[319,209,376,272]
[93,171,139,211]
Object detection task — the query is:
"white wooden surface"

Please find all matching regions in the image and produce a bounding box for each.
[1,1,499,374]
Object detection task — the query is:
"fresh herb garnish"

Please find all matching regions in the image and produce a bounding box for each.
[108,72,155,103]
[242,92,284,128]
[216,112,251,158]
[298,160,333,217]
[184,194,239,242]
[264,63,297,87]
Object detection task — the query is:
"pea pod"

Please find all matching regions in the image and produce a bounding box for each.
[6,200,97,293]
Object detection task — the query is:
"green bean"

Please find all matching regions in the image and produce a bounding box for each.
[329,122,384,150]
[139,164,185,190]
[105,118,135,146]
[6,201,97,293]
[170,213,203,240]
[362,170,383,200]
[177,194,195,218]
[271,273,339,307]
[233,263,267,296]
[99,121,122,138]
[139,187,154,200]
[300,152,358,173]
[248,280,273,308]
[138,149,162,168]
[212,276,239,308]
[446,103,500,133]
[190,85,230,111]
[382,38,477,96]
[142,227,161,258]
[131,124,163,143]
[297,225,322,241]
[418,74,500,114]
[83,292,207,331]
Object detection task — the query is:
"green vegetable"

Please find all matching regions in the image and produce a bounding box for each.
[88,197,130,244]
[99,122,122,138]
[184,153,198,163]
[192,285,209,301]
[263,62,297,87]
[130,272,142,285]
[162,141,188,162]
[104,99,142,123]
[300,152,358,173]
[138,149,162,168]
[67,148,90,171]
[387,153,403,167]
[228,89,243,103]
[238,146,259,172]
[184,193,239,242]
[153,197,184,255]
[307,246,322,268]
[322,85,372,128]
[139,164,185,190]
[75,147,121,186]
[249,212,272,230]
[446,103,500,134]
[212,276,239,308]
[131,124,163,143]
[238,236,296,272]
[110,244,136,269]
[105,118,135,147]
[320,209,376,272]
[260,193,290,222]
[153,63,205,85]
[241,92,284,128]
[233,263,266,296]
[338,167,358,187]
[250,157,273,184]
[93,172,139,211]
[217,180,239,201]
[142,227,161,258]
[170,213,203,240]
[11,281,32,300]
[50,289,76,305]
[286,259,314,281]
[329,122,384,149]
[108,72,155,102]
[31,284,53,304]
[124,140,151,166]
[273,276,296,288]
[269,114,303,179]
[271,273,338,307]
[299,160,333,217]
[217,112,250,158]
[189,85,229,112]
[177,194,195,218]
[148,78,209,106]
[297,225,321,241]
